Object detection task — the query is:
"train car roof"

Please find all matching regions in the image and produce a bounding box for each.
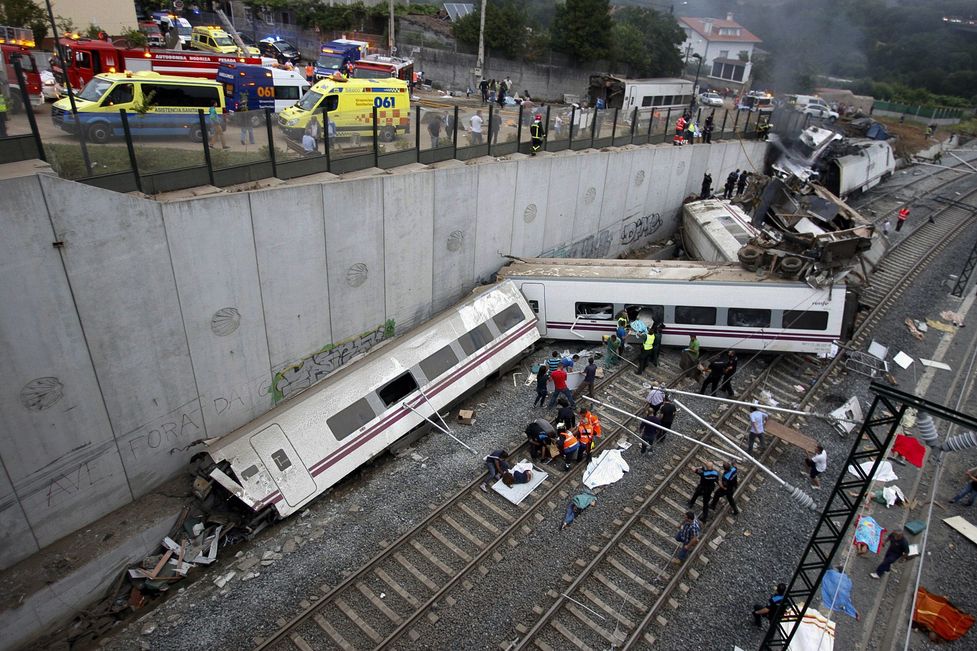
[498,258,808,285]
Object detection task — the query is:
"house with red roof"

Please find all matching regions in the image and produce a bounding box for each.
[678,14,761,88]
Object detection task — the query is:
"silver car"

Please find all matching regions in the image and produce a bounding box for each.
[698,92,724,107]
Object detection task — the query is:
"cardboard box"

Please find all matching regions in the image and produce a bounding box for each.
[457,409,476,425]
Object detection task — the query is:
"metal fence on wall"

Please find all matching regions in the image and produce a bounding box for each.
[1,85,780,195]
[872,101,965,120]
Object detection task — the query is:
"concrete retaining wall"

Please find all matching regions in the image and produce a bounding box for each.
[0,140,767,569]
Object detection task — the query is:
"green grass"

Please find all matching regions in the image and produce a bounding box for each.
[45,143,276,180]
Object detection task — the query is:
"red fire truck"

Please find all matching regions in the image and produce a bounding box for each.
[57,37,264,90]
[1,25,42,112]
[350,55,413,83]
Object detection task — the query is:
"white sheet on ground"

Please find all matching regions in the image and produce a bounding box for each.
[882,485,906,507]
[583,449,630,489]
[778,607,835,651]
[492,460,548,505]
[847,460,898,483]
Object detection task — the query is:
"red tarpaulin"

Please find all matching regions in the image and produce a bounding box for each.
[893,434,926,467]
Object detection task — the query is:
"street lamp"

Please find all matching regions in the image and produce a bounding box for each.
[692,53,703,96]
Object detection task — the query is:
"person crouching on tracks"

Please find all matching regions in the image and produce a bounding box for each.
[576,406,602,463]
[556,424,581,471]
[752,583,787,628]
[688,461,720,522]
[526,419,556,463]
[480,449,510,493]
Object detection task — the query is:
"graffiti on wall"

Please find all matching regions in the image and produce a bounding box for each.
[620,212,664,246]
[542,228,613,259]
[271,320,395,402]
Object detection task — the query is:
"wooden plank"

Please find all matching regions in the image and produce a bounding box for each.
[943,515,977,545]
[374,567,421,608]
[356,582,403,625]
[335,597,382,643]
[764,419,818,453]
[393,552,439,592]
[314,612,357,650]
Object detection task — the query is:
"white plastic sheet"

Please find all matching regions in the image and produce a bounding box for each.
[583,449,629,489]
[847,460,898,483]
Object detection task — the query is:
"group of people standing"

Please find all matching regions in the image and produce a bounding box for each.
[674,111,716,146]
[478,76,514,107]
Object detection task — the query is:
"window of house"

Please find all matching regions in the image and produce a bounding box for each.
[783,310,829,331]
[270,449,292,471]
[575,302,614,320]
[327,397,377,440]
[420,344,459,381]
[457,323,494,356]
[675,306,717,325]
[728,308,772,328]
[493,304,526,333]
[377,371,419,407]
[719,50,729,59]
[732,65,745,82]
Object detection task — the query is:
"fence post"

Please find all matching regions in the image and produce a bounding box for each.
[198,109,215,186]
[664,107,672,139]
[415,105,421,161]
[610,108,619,142]
[372,106,379,168]
[323,112,331,172]
[264,108,277,179]
[13,59,45,162]
[590,108,597,148]
[743,110,752,138]
[630,107,638,144]
[732,108,740,134]
[646,109,654,140]
[488,103,495,156]
[568,105,576,149]
[118,109,142,193]
[720,109,727,136]
[452,105,459,159]
[543,105,551,152]
[517,103,524,154]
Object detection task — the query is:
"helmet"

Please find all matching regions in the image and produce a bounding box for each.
[535,113,542,121]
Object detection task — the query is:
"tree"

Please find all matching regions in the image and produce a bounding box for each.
[609,7,684,77]
[551,0,612,63]
[0,0,49,41]
[453,0,528,60]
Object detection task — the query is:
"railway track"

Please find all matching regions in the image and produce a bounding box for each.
[252,156,977,651]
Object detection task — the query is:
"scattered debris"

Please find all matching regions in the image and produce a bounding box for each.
[893,351,914,369]
[457,409,476,425]
[940,310,965,327]
[920,358,951,371]
[905,319,925,340]
[925,319,956,333]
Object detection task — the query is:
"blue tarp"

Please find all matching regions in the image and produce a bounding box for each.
[822,569,859,619]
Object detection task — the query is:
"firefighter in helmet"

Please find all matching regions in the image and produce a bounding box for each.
[530,112,546,155]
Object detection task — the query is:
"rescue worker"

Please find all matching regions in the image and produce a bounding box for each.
[616,313,630,357]
[530,113,546,155]
[709,461,740,515]
[604,334,621,368]
[576,406,603,462]
[700,171,712,199]
[724,170,738,199]
[685,116,697,144]
[737,169,749,195]
[526,418,556,462]
[757,118,772,141]
[896,206,911,232]
[701,356,727,395]
[0,90,7,138]
[753,583,787,628]
[703,113,714,144]
[305,62,315,84]
[673,113,687,146]
[557,424,580,471]
[636,330,656,375]
[688,461,720,521]
[650,319,665,367]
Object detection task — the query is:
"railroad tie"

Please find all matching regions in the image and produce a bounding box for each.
[565,602,619,645]
[374,566,421,608]
[428,526,473,563]
[314,612,357,650]
[627,529,672,562]
[442,514,486,548]
[356,581,403,625]
[550,619,592,651]
[472,492,517,523]
[393,551,439,591]
[592,570,646,609]
[607,555,662,593]
[410,539,455,577]
[458,501,503,534]
[334,597,382,643]
[288,633,315,651]
[581,588,635,628]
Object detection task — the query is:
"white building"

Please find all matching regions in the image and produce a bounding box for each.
[678,14,761,87]
[37,0,137,35]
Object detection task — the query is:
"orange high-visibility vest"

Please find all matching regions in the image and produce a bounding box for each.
[560,431,579,450]
[577,412,603,446]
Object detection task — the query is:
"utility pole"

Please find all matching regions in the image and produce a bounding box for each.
[388,0,395,54]
[474,0,487,91]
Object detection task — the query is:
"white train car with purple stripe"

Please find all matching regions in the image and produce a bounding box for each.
[198,280,539,521]
[498,259,854,355]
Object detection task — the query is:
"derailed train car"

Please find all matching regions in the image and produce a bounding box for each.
[196,281,539,522]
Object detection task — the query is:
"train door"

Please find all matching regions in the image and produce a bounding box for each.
[520,283,546,336]
[249,424,316,507]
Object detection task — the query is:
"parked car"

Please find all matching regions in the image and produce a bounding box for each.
[698,91,724,108]
[259,38,301,64]
[802,104,839,122]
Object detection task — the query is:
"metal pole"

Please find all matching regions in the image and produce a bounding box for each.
[630,107,637,144]
[415,104,421,160]
[323,111,331,171]
[743,110,752,137]
[372,105,379,168]
[516,103,523,153]
[388,0,395,54]
[12,59,45,161]
[610,107,618,142]
[720,109,727,134]
[264,108,277,178]
[488,103,495,156]
[452,105,459,159]
[568,105,576,149]
[664,387,862,424]
[198,109,215,186]
[590,106,597,148]
[473,0,487,95]
[543,104,550,151]
[44,0,92,175]
[732,108,740,133]
[664,107,672,139]
[118,109,141,193]
[646,108,654,140]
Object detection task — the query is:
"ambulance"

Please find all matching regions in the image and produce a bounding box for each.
[191,26,259,56]
[217,62,310,113]
[277,75,410,142]
[51,71,225,144]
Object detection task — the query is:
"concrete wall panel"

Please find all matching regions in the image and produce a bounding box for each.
[41,176,202,496]
[473,160,516,281]
[569,153,608,242]
[383,171,435,330]
[432,165,478,312]
[162,196,272,437]
[510,157,552,257]
[598,151,630,233]
[251,185,331,372]
[0,176,132,548]
[663,146,695,234]
[0,468,38,568]
[542,155,580,252]
[685,144,710,200]
[323,178,386,342]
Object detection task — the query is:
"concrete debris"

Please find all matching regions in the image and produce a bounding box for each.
[261,551,283,562]
[241,572,260,582]
[282,539,297,554]
[237,557,259,571]
[140,623,156,636]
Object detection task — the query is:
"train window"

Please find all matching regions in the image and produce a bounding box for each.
[377,371,419,407]
[675,306,717,325]
[576,302,614,320]
[728,308,772,328]
[457,323,494,356]
[783,310,829,331]
[420,344,458,382]
[625,304,664,324]
[327,397,377,440]
[528,300,539,314]
[271,449,292,472]
[493,304,525,333]
[241,465,259,481]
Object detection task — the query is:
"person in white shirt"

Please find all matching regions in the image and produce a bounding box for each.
[302,132,316,153]
[470,110,484,144]
[646,386,666,416]
[806,444,828,489]
[747,405,769,455]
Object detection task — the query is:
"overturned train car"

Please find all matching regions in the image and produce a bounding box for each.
[196,281,539,521]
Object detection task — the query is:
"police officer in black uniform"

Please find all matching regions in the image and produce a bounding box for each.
[688,462,720,521]
[710,461,739,515]
[753,583,787,628]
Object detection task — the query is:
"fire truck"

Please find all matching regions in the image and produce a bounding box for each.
[0,25,42,112]
[350,55,413,83]
[56,37,264,90]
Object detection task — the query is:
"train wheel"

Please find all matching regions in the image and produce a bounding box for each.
[738,245,762,270]
[780,256,804,276]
